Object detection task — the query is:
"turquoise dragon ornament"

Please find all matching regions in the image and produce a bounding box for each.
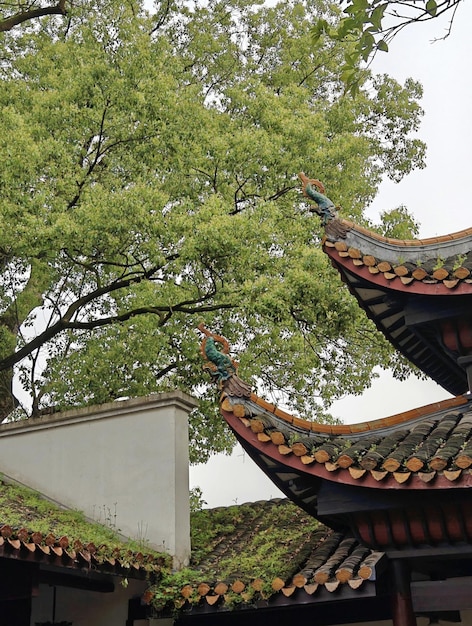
[299,172,337,225]
[198,324,237,384]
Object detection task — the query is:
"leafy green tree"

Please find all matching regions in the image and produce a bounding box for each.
[313,0,462,92]
[0,0,425,461]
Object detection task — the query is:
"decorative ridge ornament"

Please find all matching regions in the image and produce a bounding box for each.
[299,172,338,226]
[299,173,350,240]
[198,324,236,383]
[299,171,472,293]
[198,324,252,399]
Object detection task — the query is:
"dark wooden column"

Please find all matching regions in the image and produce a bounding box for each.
[390,560,417,626]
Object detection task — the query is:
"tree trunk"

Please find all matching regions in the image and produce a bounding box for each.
[0,368,18,420]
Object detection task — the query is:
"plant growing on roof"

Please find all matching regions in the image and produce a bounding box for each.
[453,254,468,271]
[0,478,171,573]
[146,500,322,615]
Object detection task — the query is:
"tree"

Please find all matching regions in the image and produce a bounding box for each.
[313,0,463,92]
[0,0,425,462]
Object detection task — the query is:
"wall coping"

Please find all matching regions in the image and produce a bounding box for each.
[0,391,198,436]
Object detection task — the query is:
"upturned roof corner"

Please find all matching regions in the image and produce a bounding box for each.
[300,173,472,396]
[196,182,472,557]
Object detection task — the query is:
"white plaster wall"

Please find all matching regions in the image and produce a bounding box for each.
[0,392,197,567]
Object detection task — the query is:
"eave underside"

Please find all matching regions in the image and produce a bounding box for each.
[334,264,469,395]
[175,589,388,626]
[227,412,472,555]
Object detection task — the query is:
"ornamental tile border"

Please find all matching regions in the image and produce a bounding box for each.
[221,391,472,485]
[321,218,472,290]
[324,239,472,290]
[0,524,164,577]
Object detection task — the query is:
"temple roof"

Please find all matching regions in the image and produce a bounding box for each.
[213,381,472,552]
[321,220,472,396]
[199,322,472,551]
[197,180,472,558]
[147,499,472,623]
[144,499,385,615]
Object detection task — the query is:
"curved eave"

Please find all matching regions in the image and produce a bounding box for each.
[320,220,472,395]
[220,390,472,495]
[324,243,472,297]
[329,220,472,271]
[223,408,472,494]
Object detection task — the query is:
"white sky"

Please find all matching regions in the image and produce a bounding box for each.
[190,3,472,508]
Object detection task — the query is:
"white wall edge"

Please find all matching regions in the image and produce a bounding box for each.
[0,391,198,436]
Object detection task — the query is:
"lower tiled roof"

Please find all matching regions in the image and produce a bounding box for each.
[0,525,164,576]
[144,499,384,613]
[0,477,170,578]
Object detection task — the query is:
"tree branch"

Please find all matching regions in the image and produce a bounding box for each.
[0,1,67,32]
[63,301,233,330]
[0,260,231,372]
[267,185,297,202]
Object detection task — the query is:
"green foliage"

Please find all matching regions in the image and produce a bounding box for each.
[189,487,207,513]
[433,256,446,271]
[453,254,467,271]
[189,501,319,581]
[379,205,420,239]
[0,0,426,461]
[313,0,463,93]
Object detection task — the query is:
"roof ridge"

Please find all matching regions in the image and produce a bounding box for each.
[244,393,469,436]
[341,219,472,248]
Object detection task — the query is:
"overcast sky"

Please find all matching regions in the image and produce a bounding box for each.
[190,3,472,508]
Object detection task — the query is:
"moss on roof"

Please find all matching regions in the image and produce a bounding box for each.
[0,476,171,573]
[0,478,380,618]
[189,499,320,582]
[146,499,325,613]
